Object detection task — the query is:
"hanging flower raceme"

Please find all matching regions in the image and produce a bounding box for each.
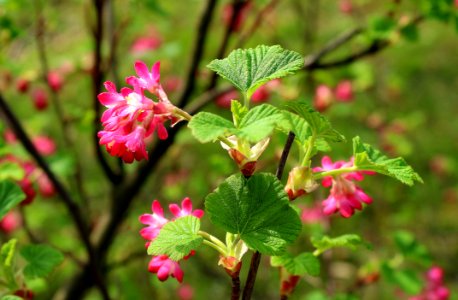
[313,156,374,218]
[408,266,450,300]
[139,197,204,283]
[98,61,182,163]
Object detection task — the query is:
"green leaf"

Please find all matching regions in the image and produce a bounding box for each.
[231,100,247,127]
[237,104,285,142]
[352,136,423,186]
[0,239,17,268]
[393,231,431,266]
[148,216,203,261]
[207,45,304,99]
[0,163,25,181]
[312,234,367,255]
[368,16,396,39]
[1,296,23,300]
[400,22,419,42]
[0,181,25,220]
[20,245,64,278]
[188,112,235,143]
[381,263,422,294]
[282,101,345,143]
[271,252,320,276]
[205,173,301,255]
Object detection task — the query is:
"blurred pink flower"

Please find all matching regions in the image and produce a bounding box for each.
[16,78,29,94]
[301,202,327,225]
[164,76,183,93]
[335,80,353,102]
[32,136,56,156]
[37,174,55,198]
[314,156,373,218]
[31,88,48,111]
[222,2,251,32]
[408,266,450,300]
[215,89,239,108]
[177,283,194,300]
[313,84,334,112]
[339,0,353,14]
[148,255,184,283]
[0,211,21,234]
[47,71,64,92]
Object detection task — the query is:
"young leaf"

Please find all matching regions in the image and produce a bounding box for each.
[271,252,320,276]
[0,181,25,220]
[311,234,367,255]
[205,173,301,255]
[231,100,248,127]
[148,216,203,261]
[393,231,431,266]
[207,45,304,99]
[188,112,235,143]
[381,263,422,295]
[0,239,17,268]
[237,104,285,142]
[20,244,64,278]
[0,163,25,181]
[282,101,345,143]
[352,136,423,186]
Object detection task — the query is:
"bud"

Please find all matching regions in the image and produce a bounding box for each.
[339,0,353,14]
[16,78,30,93]
[47,71,64,92]
[335,80,353,102]
[280,268,301,297]
[221,136,270,177]
[285,166,319,200]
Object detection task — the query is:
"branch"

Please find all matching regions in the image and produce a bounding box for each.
[242,132,296,300]
[177,0,218,108]
[92,0,123,185]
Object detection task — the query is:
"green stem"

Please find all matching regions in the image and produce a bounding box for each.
[313,166,358,180]
[243,93,250,108]
[202,240,227,255]
[198,231,228,253]
[301,134,316,167]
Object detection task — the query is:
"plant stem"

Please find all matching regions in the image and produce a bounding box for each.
[199,231,228,253]
[313,166,358,180]
[232,275,241,300]
[242,131,296,300]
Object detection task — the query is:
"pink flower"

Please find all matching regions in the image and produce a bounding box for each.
[313,84,334,112]
[0,211,21,234]
[301,202,327,225]
[314,156,373,218]
[16,78,29,93]
[18,178,36,205]
[222,2,251,32]
[139,200,169,243]
[47,71,64,92]
[37,174,55,198]
[455,0,458,8]
[335,80,353,102]
[408,266,450,300]
[32,136,56,156]
[148,255,184,283]
[339,0,353,14]
[31,88,48,111]
[130,36,162,54]
[97,80,172,163]
[215,89,239,108]
[251,84,270,103]
[169,197,204,219]
[126,61,161,94]
[177,283,194,300]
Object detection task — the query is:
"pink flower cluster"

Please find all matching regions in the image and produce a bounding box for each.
[409,266,450,300]
[313,156,374,218]
[314,80,354,112]
[139,197,204,283]
[98,61,179,163]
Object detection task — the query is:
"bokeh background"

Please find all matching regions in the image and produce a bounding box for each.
[1,0,457,299]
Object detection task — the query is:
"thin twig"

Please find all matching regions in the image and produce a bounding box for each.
[232,275,241,300]
[177,0,218,108]
[235,0,279,49]
[242,132,295,300]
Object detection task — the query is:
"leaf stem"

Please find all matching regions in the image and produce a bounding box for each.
[199,231,228,254]
[301,134,316,167]
[313,166,358,180]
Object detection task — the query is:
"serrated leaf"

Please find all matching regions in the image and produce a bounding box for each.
[393,231,431,266]
[0,181,25,220]
[188,112,235,143]
[20,245,64,278]
[205,173,301,255]
[352,136,423,186]
[148,216,203,261]
[381,263,422,294]
[283,101,345,143]
[237,104,285,142]
[312,234,367,255]
[0,163,25,181]
[1,239,17,267]
[271,252,320,276]
[231,100,248,127]
[207,45,304,99]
